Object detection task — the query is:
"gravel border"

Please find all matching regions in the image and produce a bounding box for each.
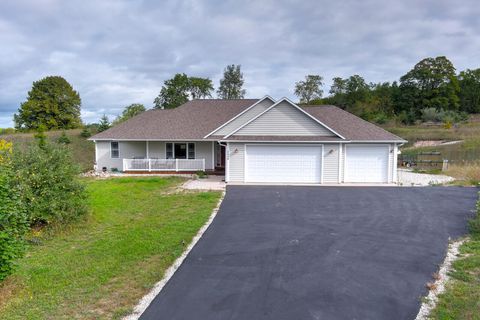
[398,169,455,186]
[123,191,226,320]
[415,238,465,320]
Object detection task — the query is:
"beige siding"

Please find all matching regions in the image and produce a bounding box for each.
[322,144,340,183]
[212,99,274,136]
[227,142,245,182]
[95,141,214,171]
[233,101,335,136]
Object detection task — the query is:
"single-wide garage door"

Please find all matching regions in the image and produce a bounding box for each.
[245,145,322,183]
[345,145,389,183]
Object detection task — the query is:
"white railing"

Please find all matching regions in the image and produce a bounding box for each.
[123,158,205,172]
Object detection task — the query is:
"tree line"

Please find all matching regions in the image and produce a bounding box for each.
[294,56,480,124]
[10,56,480,132]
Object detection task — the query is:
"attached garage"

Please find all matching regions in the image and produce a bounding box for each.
[344,145,389,183]
[245,145,323,183]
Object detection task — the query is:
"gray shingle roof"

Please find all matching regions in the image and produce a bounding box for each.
[90,100,405,142]
[90,99,258,140]
[302,105,405,141]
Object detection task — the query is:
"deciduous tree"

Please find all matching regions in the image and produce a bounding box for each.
[113,104,146,125]
[217,65,246,99]
[14,76,82,131]
[294,75,324,104]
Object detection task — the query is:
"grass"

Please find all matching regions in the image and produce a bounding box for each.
[1,129,95,172]
[430,194,480,319]
[0,177,221,319]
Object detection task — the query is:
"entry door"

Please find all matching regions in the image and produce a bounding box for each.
[245,145,322,183]
[345,145,389,183]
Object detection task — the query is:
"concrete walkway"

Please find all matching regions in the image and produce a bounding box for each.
[182,175,226,191]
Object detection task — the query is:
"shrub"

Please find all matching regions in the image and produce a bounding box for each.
[12,142,88,225]
[80,127,91,138]
[0,143,28,281]
[57,131,71,144]
[421,107,443,122]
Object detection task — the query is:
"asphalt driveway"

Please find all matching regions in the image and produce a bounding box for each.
[141,186,478,320]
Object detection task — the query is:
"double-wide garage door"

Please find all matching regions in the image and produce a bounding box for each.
[345,145,389,183]
[245,145,322,183]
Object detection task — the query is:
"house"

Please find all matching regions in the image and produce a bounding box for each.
[89,96,406,184]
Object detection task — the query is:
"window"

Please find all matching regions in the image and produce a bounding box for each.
[188,143,195,159]
[165,142,195,159]
[166,143,173,159]
[111,141,119,158]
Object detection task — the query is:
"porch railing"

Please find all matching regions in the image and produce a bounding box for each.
[123,158,205,172]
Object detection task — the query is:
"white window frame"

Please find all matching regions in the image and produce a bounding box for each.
[165,142,196,159]
[110,141,120,159]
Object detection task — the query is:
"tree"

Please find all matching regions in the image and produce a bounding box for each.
[153,74,214,109]
[294,75,324,104]
[189,77,214,99]
[97,115,110,132]
[113,104,146,125]
[458,68,480,113]
[399,56,460,113]
[154,73,190,109]
[217,64,246,99]
[14,76,82,131]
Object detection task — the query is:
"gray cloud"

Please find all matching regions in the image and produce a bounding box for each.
[0,0,479,127]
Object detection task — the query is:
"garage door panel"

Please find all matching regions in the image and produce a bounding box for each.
[246,145,322,183]
[345,145,389,183]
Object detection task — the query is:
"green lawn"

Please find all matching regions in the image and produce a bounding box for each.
[431,195,480,319]
[0,177,221,319]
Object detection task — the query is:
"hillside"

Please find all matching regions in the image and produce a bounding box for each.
[1,129,95,172]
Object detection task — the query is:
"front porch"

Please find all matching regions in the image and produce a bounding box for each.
[95,140,226,174]
[123,158,206,172]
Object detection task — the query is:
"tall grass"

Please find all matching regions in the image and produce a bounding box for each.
[445,161,480,185]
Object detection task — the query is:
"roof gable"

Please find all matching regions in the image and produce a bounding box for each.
[204,96,275,137]
[225,98,344,138]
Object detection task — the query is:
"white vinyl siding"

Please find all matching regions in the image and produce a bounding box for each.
[233,101,335,136]
[322,144,340,183]
[95,141,214,171]
[227,143,245,182]
[245,145,323,183]
[212,99,274,136]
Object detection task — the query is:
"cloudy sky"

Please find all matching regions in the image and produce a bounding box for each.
[0,0,479,127]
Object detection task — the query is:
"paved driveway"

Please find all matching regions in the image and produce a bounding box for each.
[141,186,478,320]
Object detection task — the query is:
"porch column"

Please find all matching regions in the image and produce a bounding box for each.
[146,141,149,158]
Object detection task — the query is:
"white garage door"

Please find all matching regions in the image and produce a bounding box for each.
[245,145,322,183]
[345,145,389,183]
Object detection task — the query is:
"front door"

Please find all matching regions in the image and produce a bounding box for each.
[216,143,226,168]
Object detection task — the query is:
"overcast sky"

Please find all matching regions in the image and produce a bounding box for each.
[0,0,479,127]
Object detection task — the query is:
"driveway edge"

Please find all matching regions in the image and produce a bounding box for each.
[123,190,226,320]
[414,238,466,320]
